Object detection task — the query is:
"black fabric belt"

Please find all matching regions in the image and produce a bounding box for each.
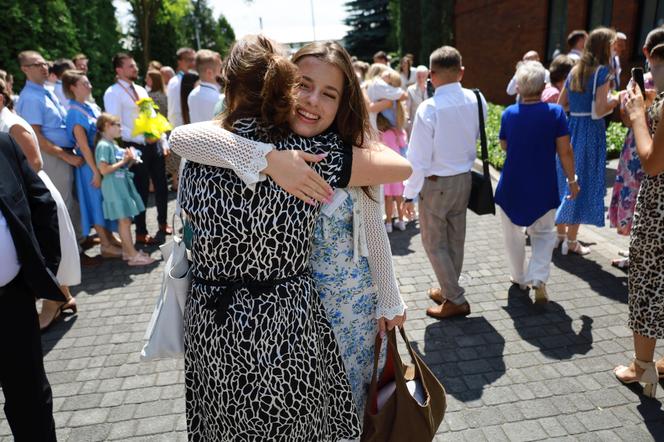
[193,271,309,325]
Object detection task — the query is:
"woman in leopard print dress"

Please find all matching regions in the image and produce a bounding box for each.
[170,36,360,441]
[614,45,664,398]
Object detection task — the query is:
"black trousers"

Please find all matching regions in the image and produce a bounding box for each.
[125,141,169,235]
[0,275,56,441]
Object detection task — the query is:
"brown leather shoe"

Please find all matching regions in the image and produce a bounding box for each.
[135,233,158,245]
[80,253,102,267]
[426,301,471,319]
[427,287,445,304]
[159,224,173,235]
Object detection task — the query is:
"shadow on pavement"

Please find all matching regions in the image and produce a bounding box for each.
[503,285,594,360]
[635,392,664,439]
[411,316,506,402]
[41,313,78,355]
[551,248,628,304]
[388,221,420,256]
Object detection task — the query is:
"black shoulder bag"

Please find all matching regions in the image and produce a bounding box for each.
[468,89,496,215]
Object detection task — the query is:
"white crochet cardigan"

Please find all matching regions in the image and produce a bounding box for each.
[170,121,407,320]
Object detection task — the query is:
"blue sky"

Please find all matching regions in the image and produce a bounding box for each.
[115,0,350,44]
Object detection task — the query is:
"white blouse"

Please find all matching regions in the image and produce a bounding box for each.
[171,122,407,320]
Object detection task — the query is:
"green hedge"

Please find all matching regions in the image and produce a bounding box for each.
[479,103,628,170]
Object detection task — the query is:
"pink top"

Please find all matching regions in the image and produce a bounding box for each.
[541,85,560,104]
[380,127,407,152]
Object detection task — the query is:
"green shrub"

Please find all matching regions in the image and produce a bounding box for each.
[478,103,629,169]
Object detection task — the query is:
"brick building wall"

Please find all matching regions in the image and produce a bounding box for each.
[454,0,644,105]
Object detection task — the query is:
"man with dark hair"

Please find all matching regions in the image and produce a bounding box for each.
[15,50,98,267]
[167,47,196,128]
[0,132,64,441]
[373,50,389,65]
[567,30,588,61]
[104,53,171,244]
[403,46,487,319]
[51,58,75,109]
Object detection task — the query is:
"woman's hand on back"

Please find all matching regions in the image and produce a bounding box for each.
[263,150,334,204]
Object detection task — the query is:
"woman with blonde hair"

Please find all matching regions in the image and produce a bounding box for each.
[555,27,620,255]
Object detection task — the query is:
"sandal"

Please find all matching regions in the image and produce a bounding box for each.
[614,356,659,398]
[554,234,566,248]
[127,252,157,266]
[562,239,591,256]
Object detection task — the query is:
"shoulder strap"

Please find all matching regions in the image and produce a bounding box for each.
[472,89,490,178]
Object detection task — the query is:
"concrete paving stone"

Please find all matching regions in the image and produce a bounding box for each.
[516,398,560,420]
[462,407,506,428]
[100,390,127,407]
[444,411,469,432]
[122,374,159,390]
[135,415,177,436]
[461,428,488,441]
[501,420,548,442]
[108,420,138,440]
[106,404,138,423]
[134,400,177,419]
[59,393,103,413]
[576,409,621,432]
[68,408,110,427]
[480,425,510,441]
[538,416,568,438]
[125,387,162,404]
[53,411,71,428]
[65,424,111,441]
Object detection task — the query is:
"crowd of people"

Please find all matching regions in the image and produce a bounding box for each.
[0,21,663,442]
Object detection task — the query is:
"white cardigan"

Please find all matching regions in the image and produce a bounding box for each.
[171,121,407,320]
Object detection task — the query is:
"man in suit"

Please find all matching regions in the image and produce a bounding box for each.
[0,132,63,441]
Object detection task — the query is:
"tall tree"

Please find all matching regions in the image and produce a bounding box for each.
[1,0,80,90]
[183,0,235,56]
[127,0,162,69]
[65,0,123,100]
[419,0,454,62]
[343,0,393,61]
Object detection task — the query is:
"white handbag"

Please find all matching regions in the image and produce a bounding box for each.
[140,166,190,361]
[591,67,613,120]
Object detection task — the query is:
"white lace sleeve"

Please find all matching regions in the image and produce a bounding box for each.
[169,121,274,190]
[360,187,408,320]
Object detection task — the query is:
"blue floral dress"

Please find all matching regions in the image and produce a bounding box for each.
[556,65,610,226]
[311,192,386,415]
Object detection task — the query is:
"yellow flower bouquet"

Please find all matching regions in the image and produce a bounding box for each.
[131,97,172,142]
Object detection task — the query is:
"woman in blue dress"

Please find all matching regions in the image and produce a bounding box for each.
[173,41,409,416]
[556,27,620,255]
[62,70,121,257]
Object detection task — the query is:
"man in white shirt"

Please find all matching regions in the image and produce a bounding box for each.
[167,47,196,128]
[406,65,429,132]
[103,53,170,245]
[567,30,587,62]
[403,46,487,320]
[188,49,223,123]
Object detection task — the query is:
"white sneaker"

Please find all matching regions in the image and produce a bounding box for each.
[385,222,393,233]
[395,220,406,231]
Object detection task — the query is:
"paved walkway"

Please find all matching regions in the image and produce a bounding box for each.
[1,165,663,441]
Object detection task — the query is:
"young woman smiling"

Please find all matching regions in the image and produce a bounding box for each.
[172,40,410,418]
[170,36,410,439]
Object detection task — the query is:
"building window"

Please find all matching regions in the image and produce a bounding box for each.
[547,0,568,60]
[587,0,613,29]
[637,0,664,58]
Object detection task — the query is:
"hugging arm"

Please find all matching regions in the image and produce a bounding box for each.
[347,142,412,187]
[360,188,407,329]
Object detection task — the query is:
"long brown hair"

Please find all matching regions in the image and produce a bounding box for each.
[292,41,372,148]
[219,35,298,139]
[569,27,616,93]
[0,79,13,111]
[146,69,165,94]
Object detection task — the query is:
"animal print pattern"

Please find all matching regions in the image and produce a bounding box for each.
[628,93,664,339]
[174,118,360,441]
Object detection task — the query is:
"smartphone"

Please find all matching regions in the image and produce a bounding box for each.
[426,78,434,98]
[632,67,645,96]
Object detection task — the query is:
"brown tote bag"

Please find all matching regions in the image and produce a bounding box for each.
[361,327,446,442]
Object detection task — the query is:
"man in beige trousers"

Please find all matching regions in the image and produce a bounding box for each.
[403,46,486,319]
